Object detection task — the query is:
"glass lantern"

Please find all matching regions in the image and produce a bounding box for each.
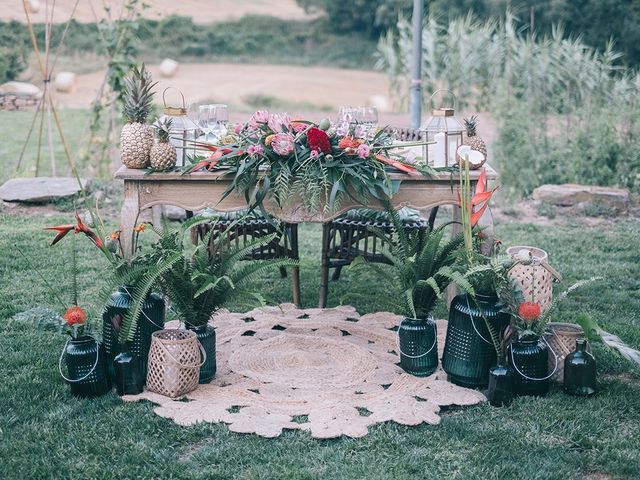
[420,90,465,167]
[158,87,199,167]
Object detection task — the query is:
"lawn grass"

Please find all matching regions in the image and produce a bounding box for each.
[1,207,639,479]
[0,109,91,185]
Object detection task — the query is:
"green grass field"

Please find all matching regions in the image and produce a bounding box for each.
[1,206,639,479]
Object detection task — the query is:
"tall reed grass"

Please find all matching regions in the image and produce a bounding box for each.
[377,13,640,196]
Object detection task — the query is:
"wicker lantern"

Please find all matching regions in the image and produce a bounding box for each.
[158,88,198,167]
[420,90,465,167]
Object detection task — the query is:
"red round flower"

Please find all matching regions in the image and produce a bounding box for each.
[64,306,87,327]
[306,127,332,154]
[517,302,541,323]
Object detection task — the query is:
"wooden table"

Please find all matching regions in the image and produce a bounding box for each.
[115,165,498,306]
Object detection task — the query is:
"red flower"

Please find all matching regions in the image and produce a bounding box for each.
[518,302,541,323]
[64,306,87,326]
[45,212,104,250]
[306,127,332,154]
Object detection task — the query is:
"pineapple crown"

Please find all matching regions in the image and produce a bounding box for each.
[154,117,173,143]
[464,115,478,137]
[123,64,157,124]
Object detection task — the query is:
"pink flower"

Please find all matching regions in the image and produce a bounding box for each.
[356,143,370,159]
[234,123,244,135]
[335,121,350,137]
[291,121,308,133]
[271,133,295,156]
[248,110,269,130]
[247,144,263,157]
[267,113,291,133]
[310,149,320,159]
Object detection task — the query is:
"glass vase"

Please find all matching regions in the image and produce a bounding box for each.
[398,317,438,377]
[103,285,165,382]
[487,361,514,407]
[564,339,596,396]
[62,336,111,398]
[187,324,216,384]
[509,337,550,397]
[442,293,510,388]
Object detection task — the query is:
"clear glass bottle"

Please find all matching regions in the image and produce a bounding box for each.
[563,339,596,396]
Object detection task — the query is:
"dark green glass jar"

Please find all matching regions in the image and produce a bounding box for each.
[114,348,143,396]
[102,286,165,382]
[61,336,111,398]
[564,339,596,396]
[487,361,514,407]
[442,293,510,388]
[398,317,438,377]
[509,337,550,396]
[188,324,216,383]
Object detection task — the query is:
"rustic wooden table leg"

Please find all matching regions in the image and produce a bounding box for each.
[120,180,140,259]
[318,223,331,308]
[151,205,163,228]
[290,224,301,307]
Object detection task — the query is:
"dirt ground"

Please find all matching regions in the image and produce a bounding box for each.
[0,0,315,24]
[56,63,392,112]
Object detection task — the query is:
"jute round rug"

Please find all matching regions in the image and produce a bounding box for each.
[123,304,486,438]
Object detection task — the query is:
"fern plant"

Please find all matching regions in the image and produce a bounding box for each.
[116,216,297,342]
[352,201,473,319]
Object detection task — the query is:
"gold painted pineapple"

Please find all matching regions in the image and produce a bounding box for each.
[463,115,487,158]
[120,64,156,169]
[150,118,177,171]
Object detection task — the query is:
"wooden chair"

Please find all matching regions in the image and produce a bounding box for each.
[318,127,439,307]
[190,210,301,306]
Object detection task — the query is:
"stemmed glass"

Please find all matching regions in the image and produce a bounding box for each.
[209,104,229,140]
[198,105,213,141]
[338,106,378,138]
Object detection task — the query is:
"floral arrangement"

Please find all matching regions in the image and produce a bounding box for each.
[183,111,429,213]
[39,212,150,340]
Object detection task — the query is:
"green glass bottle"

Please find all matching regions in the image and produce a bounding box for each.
[564,339,596,396]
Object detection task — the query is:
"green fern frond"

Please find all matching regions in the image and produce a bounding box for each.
[119,252,182,343]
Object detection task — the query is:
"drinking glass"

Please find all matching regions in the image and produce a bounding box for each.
[198,105,212,141]
[209,104,229,140]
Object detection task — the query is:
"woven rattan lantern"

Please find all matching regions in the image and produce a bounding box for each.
[158,87,198,167]
[420,90,465,167]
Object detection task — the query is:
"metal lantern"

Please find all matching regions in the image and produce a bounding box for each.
[158,87,199,167]
[420,90,465,167]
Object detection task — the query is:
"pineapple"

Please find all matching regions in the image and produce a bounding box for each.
[150,118,177,171]
[120,64,157,169]
[463,115,487,158]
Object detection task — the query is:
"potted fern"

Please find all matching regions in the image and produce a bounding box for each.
[121,217,296,384]
[352,204,471,377]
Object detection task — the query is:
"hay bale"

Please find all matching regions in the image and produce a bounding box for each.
[54,72,76,93]
[160,59,179,78]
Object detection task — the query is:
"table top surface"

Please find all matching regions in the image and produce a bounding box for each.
[114,164,498,182]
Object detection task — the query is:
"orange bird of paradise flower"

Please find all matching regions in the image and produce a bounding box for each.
[45,212,104,249]
[460,167,498,227]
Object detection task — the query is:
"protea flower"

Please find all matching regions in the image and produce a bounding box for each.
[518,302,542,324]
[64,306,87,326]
